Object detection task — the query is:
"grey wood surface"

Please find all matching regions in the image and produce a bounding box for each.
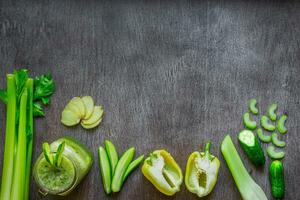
[0,0,300,199]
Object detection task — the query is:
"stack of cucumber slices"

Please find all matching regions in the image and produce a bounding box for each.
[61,96,104,129]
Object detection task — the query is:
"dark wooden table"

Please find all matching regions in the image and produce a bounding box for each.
[0,0,299,199]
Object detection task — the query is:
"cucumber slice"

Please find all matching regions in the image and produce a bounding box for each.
[267,145,285,160]
[61,109,81,126]
[81,106,104,125]
[238,130,265,166]
[243,112,257,130]
[257,128,271,143]
[34,156,76,194]
[271,133,286,148]
[69,97,86,118]
[277,115,288,134]
[81,117,103,129]
[260,115,275,132]
[81,96,94,120]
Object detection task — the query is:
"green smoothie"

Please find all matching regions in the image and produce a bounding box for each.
[33,137,93,196]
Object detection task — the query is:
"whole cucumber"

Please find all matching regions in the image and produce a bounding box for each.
[269,160,285,199]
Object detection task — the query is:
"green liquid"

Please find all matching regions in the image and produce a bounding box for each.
[35,156,75,194]
[33,137,93,196]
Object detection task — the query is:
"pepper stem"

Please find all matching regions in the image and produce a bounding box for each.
[204,141,211,157]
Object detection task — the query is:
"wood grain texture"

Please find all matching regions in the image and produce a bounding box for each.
[0,0,300,199]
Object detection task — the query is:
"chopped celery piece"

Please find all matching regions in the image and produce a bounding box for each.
[221,135,267,200]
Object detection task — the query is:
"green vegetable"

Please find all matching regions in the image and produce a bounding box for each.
[24,79,33,200]
[267,145,285,160]
[0,89,7,103]
[105,140,119,175]
[98,146,112,194]
[277,115,287,134]
[54,142,66,167]
[238,130,265,166]
[243,112,257,130]
[0,70,55,200]
[185,142,220,197]
[33,74,55,103]
[257,128,271,143]
[111,147,135,192]
[142,150,183,196]
[122,155,144,182]
[11,89,28,200]
[268,103,278,121]
[0,75,17,200]
[271,133,286,148]
[269,160,285,199]
[249,98,258,115]
[221,135,267,200]
[43,142,54,165]
[260,115,275,131]
[98,141,143,194]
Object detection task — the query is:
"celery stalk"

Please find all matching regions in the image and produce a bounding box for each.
[11,88,28,200]
[24,79,33,200]
[0,75,17,200]
[221,135,268,200]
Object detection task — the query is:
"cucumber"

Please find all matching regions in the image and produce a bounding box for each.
[269,160,285,199]
[238,130,265,166]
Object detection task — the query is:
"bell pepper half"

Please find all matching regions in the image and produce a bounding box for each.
[142,150,183,196]
[185,141,220,197]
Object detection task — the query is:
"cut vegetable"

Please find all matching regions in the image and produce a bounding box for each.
[142,150,183,196]
[65,101,82,117]
[269,160,285,199]
[98,146,112,194]
[249,98,258,115]
[243,112,257,130]
[81,117,103,129]
[257,128,271,143]
[267,145,285,160]
[81,106,104,125]
[61,109,81,126]
[43,142,54,165]
[69,97,86,118]
[268,103,277,121]
[185,142,220,198]
[81,96,94,119]
[105,140,119,175]
[122,155,144,183]
[260,115,275,132]
[238,130,265,166]
[111,147,135,192]
[221,135,267,200]
[277,115,287,134]
[271,133,286,148]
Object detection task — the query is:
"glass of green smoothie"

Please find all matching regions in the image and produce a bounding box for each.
[33,137,93,196]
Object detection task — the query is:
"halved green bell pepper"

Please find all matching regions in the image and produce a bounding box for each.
[142,150,183,196]
[185,142,220,197]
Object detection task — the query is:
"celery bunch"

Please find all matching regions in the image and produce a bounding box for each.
[0,69,55,200]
